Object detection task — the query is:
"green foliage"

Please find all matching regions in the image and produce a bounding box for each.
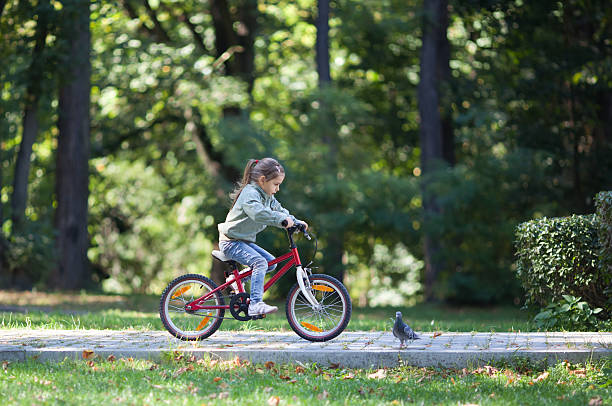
[2,220,56,289]
[424,151,539,304]
[533,295,603,331]
[88,158,214,294]
[515,214,610,314]
[595,191,612,276]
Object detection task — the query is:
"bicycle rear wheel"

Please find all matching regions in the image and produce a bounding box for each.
[159,274,224,341]
[285,274,351,341]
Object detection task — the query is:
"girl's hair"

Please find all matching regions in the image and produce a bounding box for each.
[230,158,285,207]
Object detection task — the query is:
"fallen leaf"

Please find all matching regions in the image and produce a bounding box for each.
[367,369,387,380]
[213,377,222,383]
[433,332,442,338]
[2,361,9,371]
[569,369,587,378]
[450,377,455,385]
[279,375,291,380]
[329,363,340,369]
[107,355,116,362]
[533,371,549,383]
[295,366,305,374]
[82,350,95,360]
[343,373,355,380]
[268,396,280,406]
[265,361,275,369]
[589,397,603,406]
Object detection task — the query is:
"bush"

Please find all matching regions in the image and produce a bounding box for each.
[595,191,612,275]
[515,214,610,315]
[533,294,603,331]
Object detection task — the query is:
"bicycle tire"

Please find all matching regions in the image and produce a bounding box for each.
[159,273,225,341]
[285,274,351,341]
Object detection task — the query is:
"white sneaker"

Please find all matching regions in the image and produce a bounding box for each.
[226,269,250,293]
[248,301,278,316]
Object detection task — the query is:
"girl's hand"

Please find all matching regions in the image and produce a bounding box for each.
[284,217,295,228]
[301,222,309,230]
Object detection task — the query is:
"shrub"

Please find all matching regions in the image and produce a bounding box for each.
[515,214,610,315]
[595,191,612,275]
[533,295,603,331]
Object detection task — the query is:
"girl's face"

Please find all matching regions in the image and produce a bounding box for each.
[258,174,285,196]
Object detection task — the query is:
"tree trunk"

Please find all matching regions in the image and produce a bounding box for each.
[11,3,50,232]
[315,0,343,281]
[316,0,331,86]
[51,0,91,290]
[418,0,448,302]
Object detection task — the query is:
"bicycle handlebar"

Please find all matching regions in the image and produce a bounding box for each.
[281,220,311,240]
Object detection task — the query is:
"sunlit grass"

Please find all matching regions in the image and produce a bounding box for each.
[0,356,610,405]
[0,290,533,332]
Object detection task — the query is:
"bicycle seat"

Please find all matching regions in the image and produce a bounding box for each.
[212,250,233,263]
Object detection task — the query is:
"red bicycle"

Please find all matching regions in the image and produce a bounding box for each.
[159,224,352,341]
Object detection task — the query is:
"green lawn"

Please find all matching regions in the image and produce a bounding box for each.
[0,290,533,332]
[1,356,610,405]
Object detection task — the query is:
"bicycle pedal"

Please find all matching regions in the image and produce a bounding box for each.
[250,314,266,320]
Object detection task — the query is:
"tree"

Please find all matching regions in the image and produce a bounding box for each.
[316,0,331,87]
[11,0,52,232]
[418,0,451,301]
[51,0,91,289]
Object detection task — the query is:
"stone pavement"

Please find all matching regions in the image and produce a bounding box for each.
[1,329,611,369]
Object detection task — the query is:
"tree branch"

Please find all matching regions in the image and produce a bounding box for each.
[142,0,172,43]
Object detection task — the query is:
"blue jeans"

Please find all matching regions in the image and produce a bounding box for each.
[219,240,277,303]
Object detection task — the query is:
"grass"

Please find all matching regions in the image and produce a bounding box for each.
[1,356,611,405]
[0,290,533,332]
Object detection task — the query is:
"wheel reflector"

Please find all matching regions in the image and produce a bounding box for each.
[300,322,323,332]
[196,314,212,331]
[171,285,191,299]
[312,284,333,292]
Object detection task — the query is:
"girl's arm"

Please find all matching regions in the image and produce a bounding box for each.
[270,198,296,222]
[272,198,308,229]
[243,197,288,227]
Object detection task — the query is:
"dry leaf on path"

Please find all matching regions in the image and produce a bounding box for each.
[82,350,95,360]
[433,332,442,338]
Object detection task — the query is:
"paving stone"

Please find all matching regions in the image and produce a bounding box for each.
[0,329,611,368]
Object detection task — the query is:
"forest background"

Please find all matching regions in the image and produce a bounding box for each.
[0,0,610,308]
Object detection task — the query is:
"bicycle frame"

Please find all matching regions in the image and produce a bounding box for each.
[184,246,302,312]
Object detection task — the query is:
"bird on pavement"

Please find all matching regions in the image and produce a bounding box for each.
[392,311,419,348]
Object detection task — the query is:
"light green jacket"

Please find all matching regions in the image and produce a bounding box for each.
[218,183,296,243]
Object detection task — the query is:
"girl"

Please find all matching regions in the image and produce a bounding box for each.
[218,158,308,316]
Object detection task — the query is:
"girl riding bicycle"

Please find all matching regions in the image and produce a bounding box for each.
[218,157,308,317]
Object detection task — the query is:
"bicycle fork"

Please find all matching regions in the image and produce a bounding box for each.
[296,266,322,310]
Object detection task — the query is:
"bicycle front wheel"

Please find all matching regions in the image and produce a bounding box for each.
[159,274,225,341]
[285,274,351,341]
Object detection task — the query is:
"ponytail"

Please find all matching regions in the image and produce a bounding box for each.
[229,158,285,208]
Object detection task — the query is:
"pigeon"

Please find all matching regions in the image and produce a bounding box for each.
[392,311,419,348]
